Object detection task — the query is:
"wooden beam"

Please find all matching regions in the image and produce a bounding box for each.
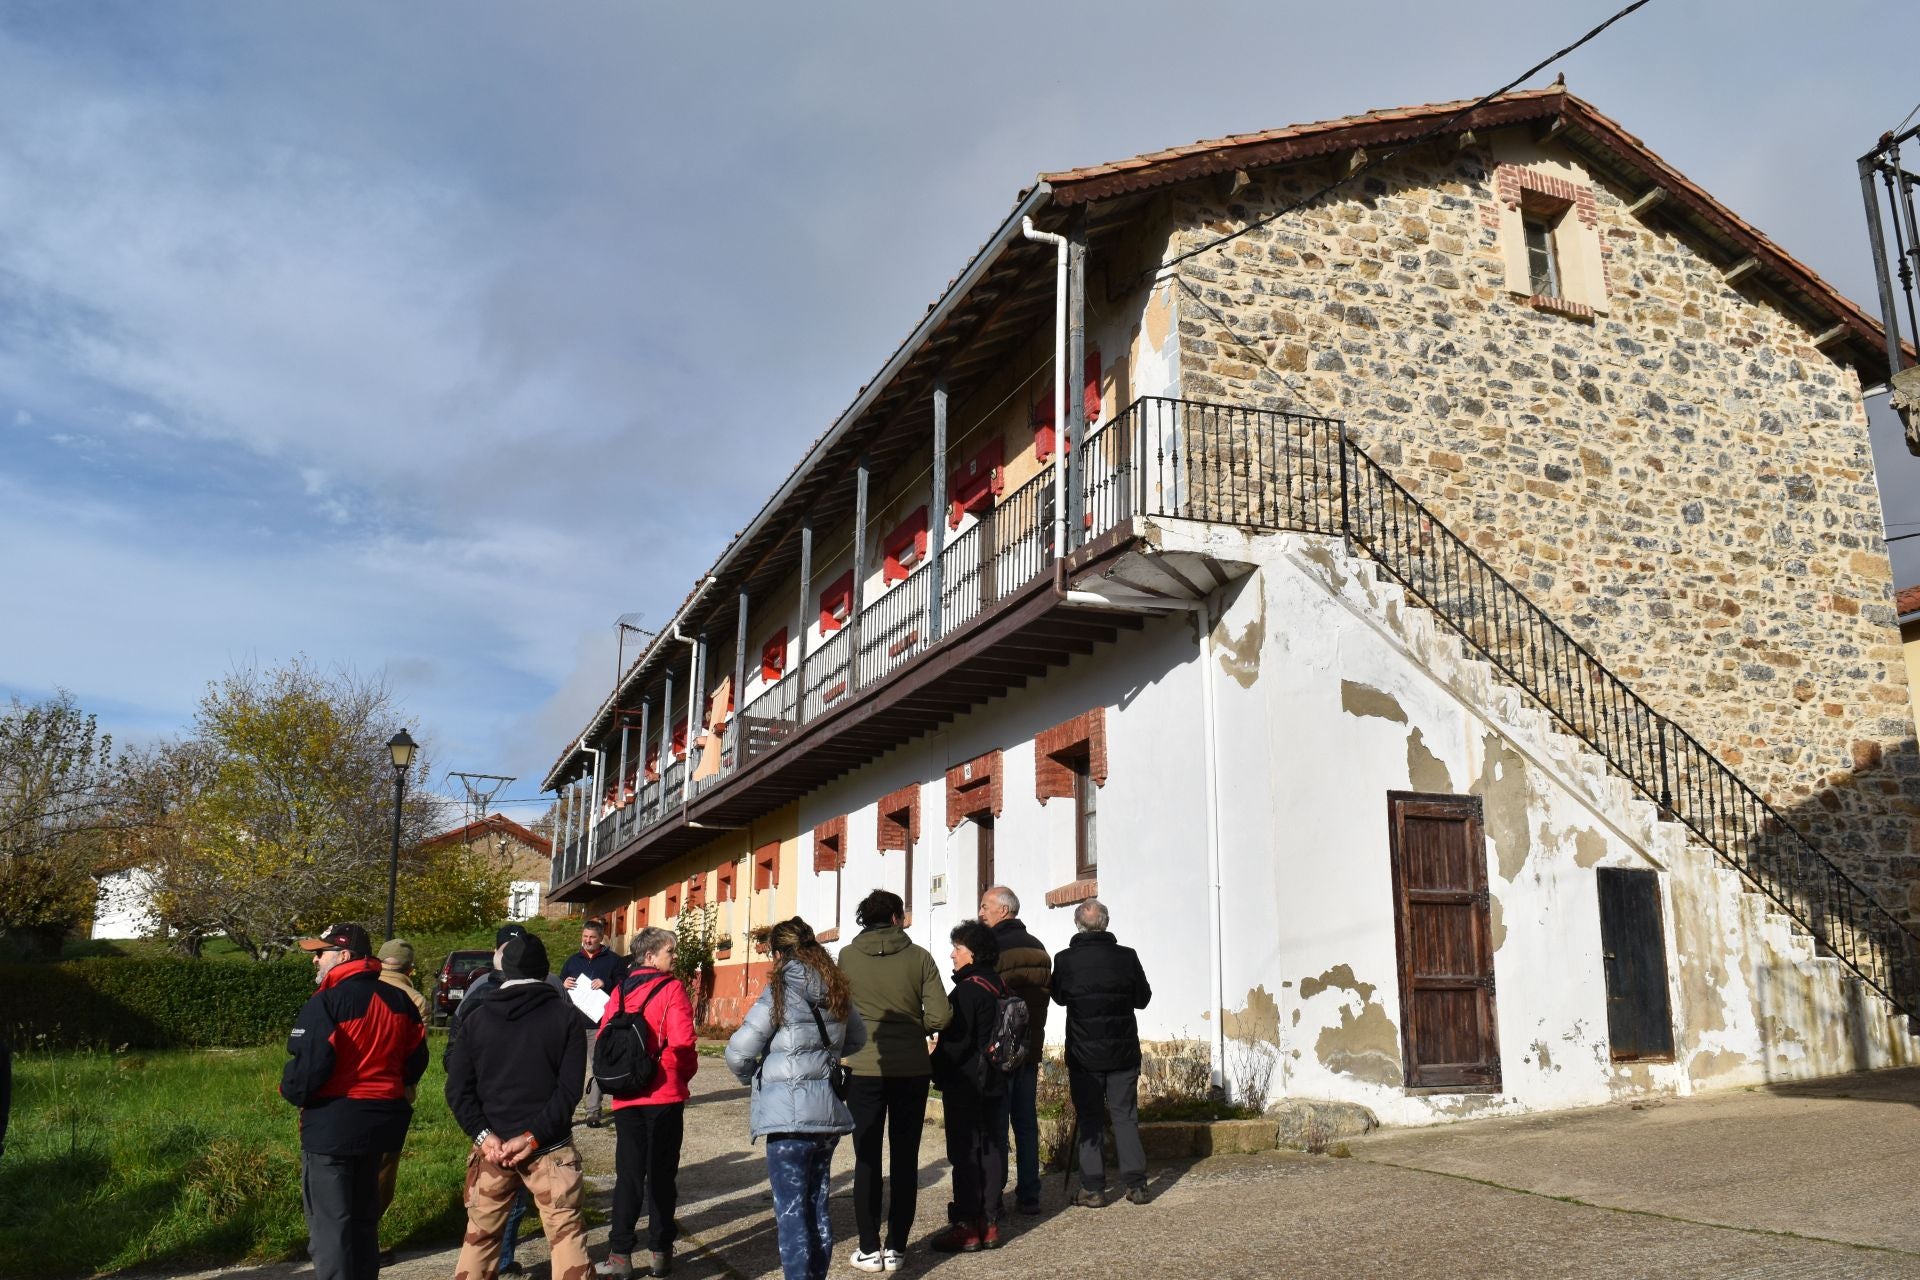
[1721,256,1761,285]
[1626,187,1666,218]
[1813,322,1851,348]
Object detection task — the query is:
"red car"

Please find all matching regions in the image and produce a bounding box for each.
[433,949,497,1024]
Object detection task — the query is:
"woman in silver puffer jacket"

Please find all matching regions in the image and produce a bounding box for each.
[725,917,867,1280]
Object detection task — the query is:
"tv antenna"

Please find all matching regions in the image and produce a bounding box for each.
[616,612,657,685]
[446,772,515,826]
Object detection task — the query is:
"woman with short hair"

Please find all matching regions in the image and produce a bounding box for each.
[725,918,868,1280]
[595,925,696,1279]
[928,919,1012,1254]
[837,889,952,1272]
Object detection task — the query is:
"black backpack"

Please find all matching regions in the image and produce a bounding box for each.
[967,974,1031,1076]
[592,973,676,1099]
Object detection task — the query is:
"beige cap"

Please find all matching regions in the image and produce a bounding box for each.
[377,938,414,970]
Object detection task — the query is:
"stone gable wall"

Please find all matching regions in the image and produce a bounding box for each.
[1163,133,1920,925]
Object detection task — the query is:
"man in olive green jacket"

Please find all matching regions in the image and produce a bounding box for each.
[838,890,952,1270]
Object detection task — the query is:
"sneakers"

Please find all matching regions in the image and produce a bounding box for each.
[1071,1188,1107,1208]
[1124,1184,1150,1205]
[649,1248,673,1277]
[881,1249,906,1272]
[850,1249,887,1273]
[928,1223,984,1254]
[595,1255,632,1278]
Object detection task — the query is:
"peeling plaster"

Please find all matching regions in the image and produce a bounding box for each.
[1407,727,1454,792]
[1142,281,1172,352]
[1299,963,1376,1003]
[1224,985,1282,1044]
[1477,732,1533,881]
[1528,1038,1557,1072]
[1215,592,1266,688]
[1314,999,1403,1087]
[1687,1048,1751,1082]
[1488,893,1506,952]
[1339,680,1406,724]
[1573,828,1608,869]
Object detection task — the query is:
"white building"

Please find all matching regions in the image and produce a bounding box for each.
[542,89,1919,1121]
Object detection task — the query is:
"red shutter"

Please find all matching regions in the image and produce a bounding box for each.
[760,627,789,682]
[645,744,661,780]
[671,720,688,757]
[755,841,781,890]
[882,507,930,584]
[819,571,855,633]
[949,439,1004,528]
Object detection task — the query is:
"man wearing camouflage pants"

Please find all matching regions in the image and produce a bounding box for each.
[445,932,591,1279]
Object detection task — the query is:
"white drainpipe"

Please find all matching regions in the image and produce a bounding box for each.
[1198,605,1227,1092]
[1022,216,1069,560]
[579,738,604,866]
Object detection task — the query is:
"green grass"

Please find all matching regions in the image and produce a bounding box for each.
[1,1035,475,1278]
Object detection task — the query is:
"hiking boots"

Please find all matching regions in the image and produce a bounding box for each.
[928,1222,985,1253]
[1124,1185,1150,1205]
[1070,1188,1107,1208]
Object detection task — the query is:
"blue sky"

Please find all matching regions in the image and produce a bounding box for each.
[3,1,1915,820]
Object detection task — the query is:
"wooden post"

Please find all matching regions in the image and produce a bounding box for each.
[795,519,812,720]
[850,457,870,688]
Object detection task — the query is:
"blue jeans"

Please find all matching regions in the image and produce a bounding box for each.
[499,1185,531,1265]
[995,1062,1041,1208]
[766,1136,837,1280]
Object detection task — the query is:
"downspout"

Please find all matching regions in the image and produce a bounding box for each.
[580,738,605,867]
[674,575,719,807]
[1198,604,1227,1093]
[1023,216,1069,561]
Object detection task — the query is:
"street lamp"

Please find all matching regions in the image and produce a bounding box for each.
[385,729,417,941]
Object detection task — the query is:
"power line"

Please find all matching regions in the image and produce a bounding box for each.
[1144,0,1660,285]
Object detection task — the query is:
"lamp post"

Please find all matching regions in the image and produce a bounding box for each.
[384,729,417,941]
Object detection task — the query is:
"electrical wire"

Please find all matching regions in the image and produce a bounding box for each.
[1143,0,1661,285]
[1893,100,1920,138]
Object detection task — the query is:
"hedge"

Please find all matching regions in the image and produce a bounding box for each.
[0,956,315,1050]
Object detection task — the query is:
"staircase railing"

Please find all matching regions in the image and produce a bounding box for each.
[1104,395,1918,1017]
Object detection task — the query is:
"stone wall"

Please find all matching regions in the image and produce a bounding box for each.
[1163,130,1920,926]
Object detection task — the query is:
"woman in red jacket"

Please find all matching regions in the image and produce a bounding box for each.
[596,926,698,1278]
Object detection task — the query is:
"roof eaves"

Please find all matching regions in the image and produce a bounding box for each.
[541,181,1060,792]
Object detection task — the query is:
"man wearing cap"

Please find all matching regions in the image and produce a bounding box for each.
[371,939,429,1265]
[450,924,530,1044]
[281,923,429,1280]
[445,931,591,1280]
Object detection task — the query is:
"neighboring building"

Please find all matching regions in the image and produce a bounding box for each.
[91,867,156,940]
[543,87,1918,1122]
[1902,585,1920,742]
[421,813,571,921]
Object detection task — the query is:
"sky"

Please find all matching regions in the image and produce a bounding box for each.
[2,0,1916,821]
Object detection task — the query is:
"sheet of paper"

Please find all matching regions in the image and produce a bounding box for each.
[570,983,610,1023]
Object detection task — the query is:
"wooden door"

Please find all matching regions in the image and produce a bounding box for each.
[1387,792,1501,1090]
[1596,867,1675,1062]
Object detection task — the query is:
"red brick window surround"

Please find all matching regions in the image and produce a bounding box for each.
[813,816,847,874]
[1491,164,1605,319]
[636,898,650,928]
[1045,879,1099,909]
[877,784,921,851]
[946,749,1005,829]
[754,840,780,891]
[717,859,737,902]
[1035,708,1108,803]
[687,872,707,910]
[664,881,681,919]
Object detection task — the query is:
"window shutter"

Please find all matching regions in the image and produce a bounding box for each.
[760,627,789,682]
[819,571,855,633]
[883,507,930,584]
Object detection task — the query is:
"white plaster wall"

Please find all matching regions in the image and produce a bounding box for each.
[92,867,155,940]
[785,518,1917,1127]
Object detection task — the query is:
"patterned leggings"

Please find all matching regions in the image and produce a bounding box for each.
[765,1135,838,1280]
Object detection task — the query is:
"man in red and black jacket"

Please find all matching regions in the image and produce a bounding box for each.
[280,922,428,1280]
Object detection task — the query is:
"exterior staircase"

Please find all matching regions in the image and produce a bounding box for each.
[1101,396,1920,1031]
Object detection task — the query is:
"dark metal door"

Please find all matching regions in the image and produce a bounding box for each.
[1388,792,1501,1090]
[1596,867,1675,1062]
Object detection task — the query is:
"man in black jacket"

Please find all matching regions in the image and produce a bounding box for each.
[445,931,590,1280]
[980,885,1049,1215]
[1050,899,1152,1207]
[280,922,428,1280]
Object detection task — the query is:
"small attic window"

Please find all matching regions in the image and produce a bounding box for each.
[1524,213,1561,299]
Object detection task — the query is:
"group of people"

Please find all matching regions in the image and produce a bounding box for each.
[277,891,1153,1280]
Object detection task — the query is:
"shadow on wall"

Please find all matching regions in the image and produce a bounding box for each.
[1743,734,1920,1077]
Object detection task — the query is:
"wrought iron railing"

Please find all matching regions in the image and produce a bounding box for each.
[560,392,1918,1019]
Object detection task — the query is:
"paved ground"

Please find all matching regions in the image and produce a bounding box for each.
[163,1064,1920,1279]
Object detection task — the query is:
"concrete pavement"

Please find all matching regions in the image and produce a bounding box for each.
[159,1064,1920,1279]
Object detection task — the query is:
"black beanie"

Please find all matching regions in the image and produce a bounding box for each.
[500,933,550,981]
